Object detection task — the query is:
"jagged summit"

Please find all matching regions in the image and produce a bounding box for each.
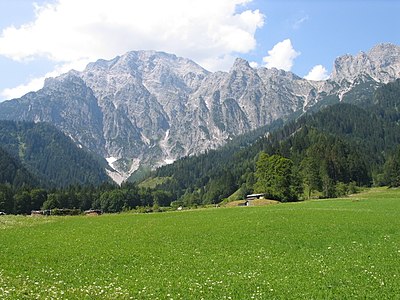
[86,50,208,74]
[231,57,252,70]
[369,42,399,56]
[0,44,399,182]
[331,43,400,83]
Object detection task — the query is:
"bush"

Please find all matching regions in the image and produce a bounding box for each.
[335,182,348,197]
[51,208,81,216]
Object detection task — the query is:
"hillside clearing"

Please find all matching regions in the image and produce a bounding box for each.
[223,198,279,207]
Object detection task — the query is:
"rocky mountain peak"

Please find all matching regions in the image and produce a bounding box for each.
[85,56,121,72]
[0,44,399,183]
[331,43,400,84]
[368,42,400,57]
[231,57,252,71]
[43,70,82,89]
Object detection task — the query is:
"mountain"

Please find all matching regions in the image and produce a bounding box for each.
[331,43,400,84]
[0,120,111,188]
[2,80,399,213]
[145,79,400,204]
[0,44,399,182]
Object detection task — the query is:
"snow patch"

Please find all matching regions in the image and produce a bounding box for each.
[129,158,141,173]
[338,84,354,101]
[159,129,170,148]
[105,157,141,185]
[106,156,119,170]
[158,129,175,162]
[141,133,150,145]
[67,134,77,143]
[106,156,118,165]
[106,169,125,186]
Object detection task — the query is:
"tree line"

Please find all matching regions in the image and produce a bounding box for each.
[0,182,174,215]
[2,79,400,213]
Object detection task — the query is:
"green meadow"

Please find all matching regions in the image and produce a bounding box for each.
[1,187,400,299]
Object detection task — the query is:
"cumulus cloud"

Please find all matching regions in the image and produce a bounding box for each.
[0,0,264,99]
[304,64,329,81]
[0,0,264,69]
[1,77,45,101]
[1,59,89,100]
[262,39,300,71]
[249,61,259,68]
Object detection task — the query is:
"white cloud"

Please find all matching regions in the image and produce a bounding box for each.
[0,0,264,99]
[0,0,264,71]
[0,59,90,100]
[1,77,45,100]
[304,64,329,81]
[249,61,259,68]
[262,39,300,71]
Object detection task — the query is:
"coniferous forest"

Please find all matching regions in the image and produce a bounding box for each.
[2,79,400,214]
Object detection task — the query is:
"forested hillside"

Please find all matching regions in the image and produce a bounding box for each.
[142,79,400,205]
[3,80,400,214]
[0,146,38,187]
[0,121,111,188]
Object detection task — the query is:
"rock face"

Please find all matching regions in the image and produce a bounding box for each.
[0,44,399,182]
[331,43,400,84]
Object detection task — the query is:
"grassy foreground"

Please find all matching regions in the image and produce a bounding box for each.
[1,188,400,299]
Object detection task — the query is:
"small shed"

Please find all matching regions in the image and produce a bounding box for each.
[84,209,102,216]
[31,210,45,216]
[245,193,265,200]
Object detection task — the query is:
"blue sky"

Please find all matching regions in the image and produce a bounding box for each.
[0,0,399,100]
[243,0,400,76]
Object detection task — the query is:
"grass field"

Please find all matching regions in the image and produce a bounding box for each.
[1,187,400,299]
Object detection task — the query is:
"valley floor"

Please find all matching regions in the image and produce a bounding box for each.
[0,187,399,299]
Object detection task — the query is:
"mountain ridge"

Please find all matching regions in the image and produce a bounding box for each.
[0,43,399,183]
[146,79,400,204]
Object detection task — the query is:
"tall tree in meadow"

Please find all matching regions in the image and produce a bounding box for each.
[254,152,301,202]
